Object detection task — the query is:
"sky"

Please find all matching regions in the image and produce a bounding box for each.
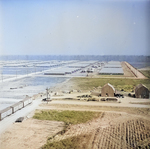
[0,0,150,55]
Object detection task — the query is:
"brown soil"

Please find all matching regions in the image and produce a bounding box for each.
[121,62,135,77]
[48,111,150,149]
[39,101,150,116]
[0,119,64,149]
[1,85,150,149]
[0,102,150,149]
[39,101,150,149]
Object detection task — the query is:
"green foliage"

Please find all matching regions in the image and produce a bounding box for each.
[33,110,101,125]
[116,85,134,92]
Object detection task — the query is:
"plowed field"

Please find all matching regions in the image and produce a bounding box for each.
[49,112,150,149]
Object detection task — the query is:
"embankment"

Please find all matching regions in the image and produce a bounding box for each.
[124,62,146,79]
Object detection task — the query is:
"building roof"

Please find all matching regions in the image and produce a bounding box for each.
[103,83,115,92]
[99,67,124,74]
[135,84,149,92]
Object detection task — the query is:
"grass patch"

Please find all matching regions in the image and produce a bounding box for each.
[33,110,101,125]
[34,110,101,148]
[140,70,150,79]
[69,77,150,92]
[42,134,92,149]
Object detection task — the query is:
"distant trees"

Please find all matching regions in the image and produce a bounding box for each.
[0,55,150,62]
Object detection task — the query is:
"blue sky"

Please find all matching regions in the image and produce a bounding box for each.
[0,0,150,55]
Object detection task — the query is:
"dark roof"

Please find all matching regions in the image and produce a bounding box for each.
[135,84,149,92]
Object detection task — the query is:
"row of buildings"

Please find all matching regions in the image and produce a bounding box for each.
[99,61,124,75]
[101,83,150,99]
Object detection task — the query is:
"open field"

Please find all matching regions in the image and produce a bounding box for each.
[39,101,150,115]
[43,116,150,149]
[33,110,102,125]
[0,119,64,149]
[35,105,150,149]
[0,64,150,149]
[1,99,150,149]
[34,72,150,149]
[57,77,150,92]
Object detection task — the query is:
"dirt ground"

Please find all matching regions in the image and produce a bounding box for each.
[50,112,150,149]
[121,62,135,77]
[39,101,150,149]
[0,98,150,149]
[0,119,64,149]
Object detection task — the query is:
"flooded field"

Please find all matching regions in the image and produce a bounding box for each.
[0,60,97,110]
[0,76,68,110]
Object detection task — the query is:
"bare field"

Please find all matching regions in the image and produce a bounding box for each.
[0,102,150,149]
[0,119,64,149]
[44,111,150,149]
[39,102,150,116]
[39,102,150,149]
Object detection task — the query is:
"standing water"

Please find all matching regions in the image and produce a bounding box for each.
[0,59,71,110]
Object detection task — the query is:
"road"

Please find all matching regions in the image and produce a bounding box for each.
[39,99,150,108]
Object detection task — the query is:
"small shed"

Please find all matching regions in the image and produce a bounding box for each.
[135,84,149,98]
[101,83,115,97]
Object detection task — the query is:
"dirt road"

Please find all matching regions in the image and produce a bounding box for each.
[40,98,150,108]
